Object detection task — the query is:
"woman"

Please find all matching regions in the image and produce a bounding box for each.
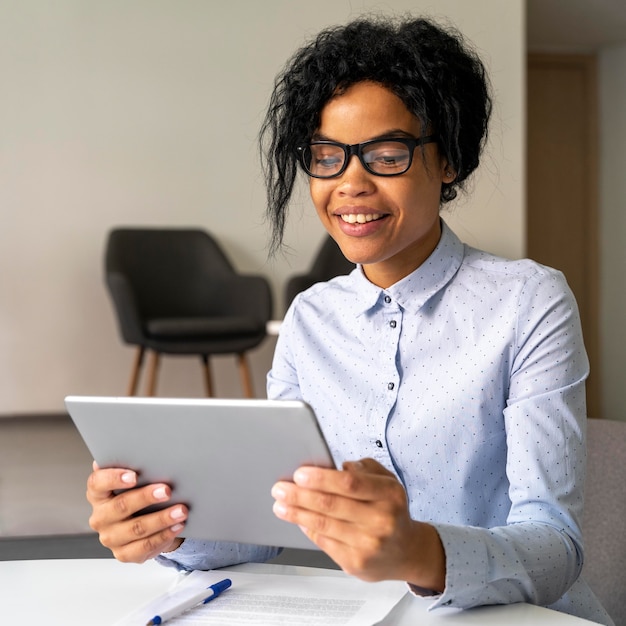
[87,16,612,624]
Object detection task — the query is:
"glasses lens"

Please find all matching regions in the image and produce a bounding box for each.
[304,143,346,177]
[362,140,411,175]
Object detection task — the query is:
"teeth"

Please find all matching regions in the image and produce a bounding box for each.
[340,213,383,224]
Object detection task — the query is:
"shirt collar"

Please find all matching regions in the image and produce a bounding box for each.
[350,220,464,316]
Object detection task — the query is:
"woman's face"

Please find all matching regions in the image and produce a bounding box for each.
[309,81,451,288]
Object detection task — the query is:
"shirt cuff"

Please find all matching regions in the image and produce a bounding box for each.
[155,539,282,572]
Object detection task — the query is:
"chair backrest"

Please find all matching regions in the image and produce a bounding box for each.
[106,228,234,320]
[284,236,355,310]
[582,418,626,626]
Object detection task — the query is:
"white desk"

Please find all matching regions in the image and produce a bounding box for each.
[0,558,598,626]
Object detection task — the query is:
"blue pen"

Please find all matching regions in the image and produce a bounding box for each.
[145,578,232,625]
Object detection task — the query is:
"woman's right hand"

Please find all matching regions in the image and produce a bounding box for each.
[86,462,188,563]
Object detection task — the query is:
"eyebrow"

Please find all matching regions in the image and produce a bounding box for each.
[311,129,416,143]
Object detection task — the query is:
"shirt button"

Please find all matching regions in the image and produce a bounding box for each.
[384,295,391,304]
[387,382,395,390]
[375,439,383,448]
[389,320,396,328]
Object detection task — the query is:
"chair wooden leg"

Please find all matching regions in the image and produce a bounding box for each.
[145,351,160,397]
[127,346,145,396]
[201,355,213,397]
[237,353,254,398]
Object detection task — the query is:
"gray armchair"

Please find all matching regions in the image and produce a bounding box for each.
[105,227,272,397]
[582,418,626,626]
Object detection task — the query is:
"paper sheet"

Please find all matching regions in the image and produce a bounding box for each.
[115,567,407,626]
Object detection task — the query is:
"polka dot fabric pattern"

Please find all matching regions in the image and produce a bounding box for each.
[267,221,611,624]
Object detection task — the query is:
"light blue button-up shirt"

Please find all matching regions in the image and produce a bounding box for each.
[158,222,611,624]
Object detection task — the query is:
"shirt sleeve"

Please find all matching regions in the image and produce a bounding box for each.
[155,539,281,572]
[267,301,303,401]
[425,268,589,610]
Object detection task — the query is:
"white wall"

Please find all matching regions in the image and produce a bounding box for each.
[0,0,524,413]
[599,44,626,422]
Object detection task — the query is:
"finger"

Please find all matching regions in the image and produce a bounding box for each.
[272,482,415,582]
[89,482,176,528]
[273,495,360,543]
[271,481,349,539]
[86,467,137,504]
[108,516,187,563]
[291,463,399,502]
[273,493,393,568]
[272,480,371,524]
[273,479,403,541]
[94,497,188,559]
[101,503,187,549]
[343,458,397,479]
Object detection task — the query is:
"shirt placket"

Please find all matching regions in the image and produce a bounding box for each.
[368,293,401,467]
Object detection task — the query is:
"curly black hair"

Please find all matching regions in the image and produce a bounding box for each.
[259,15,492,254]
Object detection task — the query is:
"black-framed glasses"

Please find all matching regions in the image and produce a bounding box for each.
[296,135,437,179]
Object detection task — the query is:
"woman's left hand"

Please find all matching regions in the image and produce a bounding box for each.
[271,457,445,591]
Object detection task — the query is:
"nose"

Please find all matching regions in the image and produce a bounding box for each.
[336,153,375,195]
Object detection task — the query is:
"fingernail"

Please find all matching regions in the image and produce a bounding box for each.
[273,501,287,517]
[170,506,185,520]
[170,523,184,533]
[153,486,168,500]
[293,469,310,485]
[271,485,286,500]
[121,471,136,485]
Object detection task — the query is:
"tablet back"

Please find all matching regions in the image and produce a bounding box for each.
[65,396,334,550]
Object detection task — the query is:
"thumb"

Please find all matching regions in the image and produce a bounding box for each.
[342,457,396,477]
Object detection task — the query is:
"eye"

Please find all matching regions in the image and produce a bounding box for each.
[308,145,344,174]
[315,153,343,169]
[365,143,410,170]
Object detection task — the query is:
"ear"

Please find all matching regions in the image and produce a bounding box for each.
[442,161,456,183]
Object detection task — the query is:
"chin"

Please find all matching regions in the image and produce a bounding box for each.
[334,245,365,265]
[342,252,383,267]
[331,228,395,265]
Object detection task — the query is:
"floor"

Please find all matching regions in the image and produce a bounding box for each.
[0,413,110,560]
[0,413,337,568]
[0,414,93,536]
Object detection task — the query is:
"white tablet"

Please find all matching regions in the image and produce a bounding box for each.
[64,396,335,550]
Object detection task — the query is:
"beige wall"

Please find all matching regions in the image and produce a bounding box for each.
[599,43,626,422]
[0,0,524,412]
